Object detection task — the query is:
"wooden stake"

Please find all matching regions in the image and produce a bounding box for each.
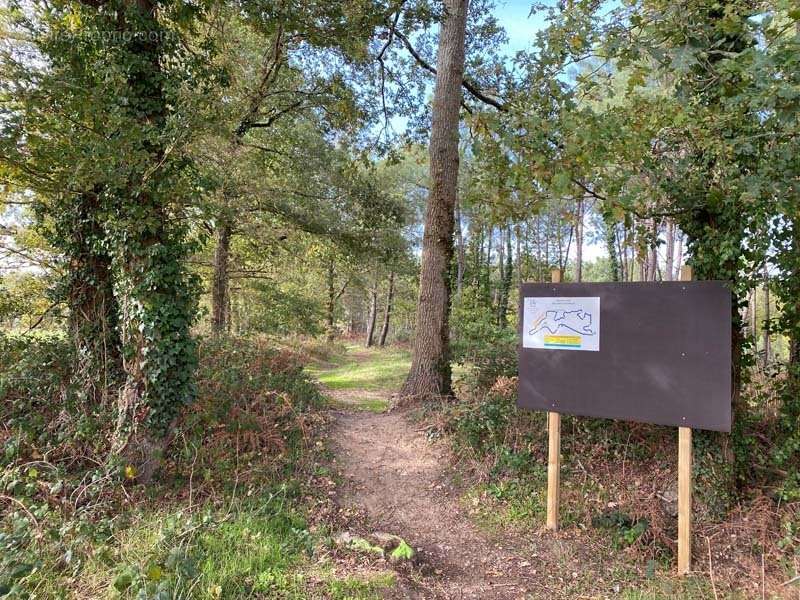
[678,426,692,574]
[678,264,693,574]
[546,268,561,531]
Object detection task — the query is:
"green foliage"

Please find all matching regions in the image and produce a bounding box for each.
[0,274,53,328]
[592,511,650,550]
[0,332,84,444]
[451,290,517,390]
[449,384,517,455]
[0,333,325,597]
[390,539,415,561]
[245,281,324,336]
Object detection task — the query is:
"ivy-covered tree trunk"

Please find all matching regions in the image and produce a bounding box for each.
[774,215,800,465]
[401,0,468,399]
[211,221,231,334]
[790,224,800,372]
[111,0,198,483]
[575,198,583,282]
[666,1,758,495]
[603,215,621,282]
[762,262,771,368]
[379,271,395,347]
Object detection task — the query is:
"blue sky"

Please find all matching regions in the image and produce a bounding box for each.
[493,0,550,56]
[477,2,607,262]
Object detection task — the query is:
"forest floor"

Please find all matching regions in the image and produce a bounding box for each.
[309,343,794,600]
[314,344,537,599]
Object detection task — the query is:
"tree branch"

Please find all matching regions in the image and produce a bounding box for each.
[389,25,507,112]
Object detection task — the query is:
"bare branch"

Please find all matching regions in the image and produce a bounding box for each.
[389,25,507,112]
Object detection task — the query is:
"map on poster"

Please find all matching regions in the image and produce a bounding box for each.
[522,296,600,351]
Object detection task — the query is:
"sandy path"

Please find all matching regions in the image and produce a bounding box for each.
[331,408,536,599]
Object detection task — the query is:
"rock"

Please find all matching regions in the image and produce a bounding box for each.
[348,536,386,557]
[333,531,415,562]
[370,532,416,563]
[658,488,679,517]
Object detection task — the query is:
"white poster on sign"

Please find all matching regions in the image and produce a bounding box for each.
[522,297,600,351]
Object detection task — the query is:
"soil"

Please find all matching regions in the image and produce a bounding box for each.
[330,406,537,599]
[315,348,798,600]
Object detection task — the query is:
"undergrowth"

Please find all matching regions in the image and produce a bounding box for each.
[0,333,347,599]
[423,369,800,597]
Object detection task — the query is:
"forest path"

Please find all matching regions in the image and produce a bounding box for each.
[314,344,536,599]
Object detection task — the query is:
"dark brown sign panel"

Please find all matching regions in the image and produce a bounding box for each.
[517,282,732,431]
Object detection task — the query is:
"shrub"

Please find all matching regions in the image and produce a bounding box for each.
[175,335,325,482]
[0,332,326,597]
[451,293,517,389]
[448,377,520,455]
[0,332,79,452]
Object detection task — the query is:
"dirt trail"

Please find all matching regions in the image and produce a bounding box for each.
[330,406,537,599]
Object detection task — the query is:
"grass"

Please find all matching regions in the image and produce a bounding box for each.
[325,572,396,599]
[346,397,391,413]
[462,479,547,534]
[306,343,411,413]
[4,337,400,600]
[37,481,395,600]
[308,343,411,393]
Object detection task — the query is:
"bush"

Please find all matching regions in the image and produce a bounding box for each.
[440,377,522,457]
[0,332,78,451]
[175,334,326,481]
[0,332,326,597]
[451,292,517,389]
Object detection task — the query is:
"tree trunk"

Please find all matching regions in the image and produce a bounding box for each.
[455,198,465,296]
[515,222,522,285]
[575,197,583,282]
[211,221,231,334]
[674,232,683,280]
[326,259,337,343]
[536,216,543,281]
[649,219,658,281]
[401,0,468,399]
[112,0,197,483]
[67,191,121,406]
[750,288,757,354]
[763,261,771,368]
[790,222,800,374]
[497,225,512,327]
[365,272,378,347]
[379,271,395,347]
[664,219,675,281]
[495,226,505,310]
[605,218,620,282]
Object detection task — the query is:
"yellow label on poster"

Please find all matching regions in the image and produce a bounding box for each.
[543,335,581,347]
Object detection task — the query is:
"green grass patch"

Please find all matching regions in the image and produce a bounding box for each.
[463,479,546,533]
[325,572,396,600]
[620,576,725,599]
[308,344,410,394]
[66,490,316,599]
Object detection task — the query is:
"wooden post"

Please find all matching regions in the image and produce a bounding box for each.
[546,268,562,530]
[678,264,693,574]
